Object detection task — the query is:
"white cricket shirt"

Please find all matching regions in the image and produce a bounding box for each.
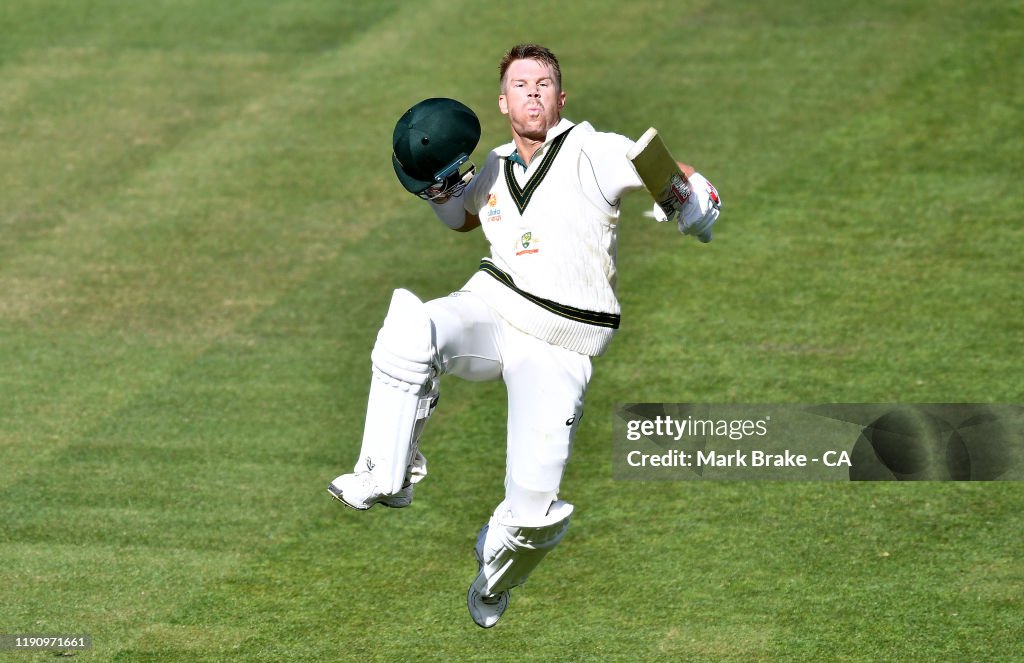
[461,119,644,356]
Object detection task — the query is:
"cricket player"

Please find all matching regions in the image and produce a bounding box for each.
[328,44,721,628]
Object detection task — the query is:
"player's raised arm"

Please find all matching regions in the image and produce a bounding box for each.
[391,97,482,232]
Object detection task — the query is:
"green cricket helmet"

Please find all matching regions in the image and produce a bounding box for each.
[392,98,481,198]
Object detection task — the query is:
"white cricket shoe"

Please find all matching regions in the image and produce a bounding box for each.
[327,471,412,510]
[467,526,510,628]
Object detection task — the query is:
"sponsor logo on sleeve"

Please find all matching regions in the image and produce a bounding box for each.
[486,193,502,222]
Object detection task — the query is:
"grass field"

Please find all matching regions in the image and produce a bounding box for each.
[1,0,1022,661]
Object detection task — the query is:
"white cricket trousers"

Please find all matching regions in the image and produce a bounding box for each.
[424,290,593,521]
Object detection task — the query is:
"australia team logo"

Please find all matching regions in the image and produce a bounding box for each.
[515,231,540,256]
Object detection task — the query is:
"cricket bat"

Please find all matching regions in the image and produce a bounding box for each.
[627,127,711,242]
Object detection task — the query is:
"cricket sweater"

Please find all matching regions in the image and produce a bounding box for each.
[463,119,628,357]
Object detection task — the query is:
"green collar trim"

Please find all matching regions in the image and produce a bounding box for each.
[503,126,574,215]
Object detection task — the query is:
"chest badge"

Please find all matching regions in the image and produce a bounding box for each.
[515,231,540,256]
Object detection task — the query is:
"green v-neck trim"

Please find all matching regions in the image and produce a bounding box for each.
[503,126,574,215]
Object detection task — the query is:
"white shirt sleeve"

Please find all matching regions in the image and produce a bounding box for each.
[428,196,470,229]
[578,132,645,213]
[425,150,500,229]
[463,150,501,213]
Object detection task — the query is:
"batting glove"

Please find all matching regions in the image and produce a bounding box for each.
[677,173,721,243]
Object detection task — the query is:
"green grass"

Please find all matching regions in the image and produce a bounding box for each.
[1,0,1021,660]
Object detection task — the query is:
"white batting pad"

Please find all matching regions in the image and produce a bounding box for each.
[475,500,575,596]
[355,289,437,495]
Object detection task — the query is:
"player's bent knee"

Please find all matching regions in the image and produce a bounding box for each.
[371,288,435,387]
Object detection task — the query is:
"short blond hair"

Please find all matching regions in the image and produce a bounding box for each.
[499,44,562,91]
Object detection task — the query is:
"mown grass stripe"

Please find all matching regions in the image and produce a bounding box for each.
[1,1,1021,661]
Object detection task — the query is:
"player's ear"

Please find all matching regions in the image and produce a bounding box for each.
[557,90,565,111]
[498,93,509,115]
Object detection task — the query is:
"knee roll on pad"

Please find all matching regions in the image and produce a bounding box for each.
[371,288,435,387]
[477,500,574,596]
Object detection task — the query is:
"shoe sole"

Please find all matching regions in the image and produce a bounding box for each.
[467,583,509,629]
[326,485,371,510]
[469,530,509,628]
[326,484,411,510]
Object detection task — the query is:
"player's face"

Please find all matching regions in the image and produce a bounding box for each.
[499,58,565,143]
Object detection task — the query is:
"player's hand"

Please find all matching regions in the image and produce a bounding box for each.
[677,173,721,242]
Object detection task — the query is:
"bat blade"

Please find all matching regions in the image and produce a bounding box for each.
[627,127,710,242]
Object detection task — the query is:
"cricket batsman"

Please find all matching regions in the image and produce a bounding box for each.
[328,44,722,628]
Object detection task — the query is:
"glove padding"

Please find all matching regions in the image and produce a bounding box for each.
[677,173,721,242]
